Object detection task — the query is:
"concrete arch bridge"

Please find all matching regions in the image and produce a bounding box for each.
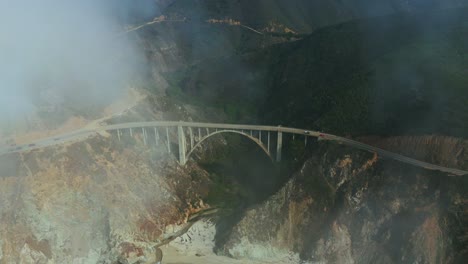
[1,121,467,176]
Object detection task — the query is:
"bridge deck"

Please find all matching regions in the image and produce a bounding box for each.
[1,121,467,176]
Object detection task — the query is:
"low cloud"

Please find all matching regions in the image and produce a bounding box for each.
[0,0,152,129]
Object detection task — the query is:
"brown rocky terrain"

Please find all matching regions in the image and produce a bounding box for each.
[220,141,468,263]
[3,125,467,263]
[0,127,213,263]
[358,135,468,170]
[0,94,229,263]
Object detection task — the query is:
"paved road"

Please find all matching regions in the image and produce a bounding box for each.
[1,121,467,176]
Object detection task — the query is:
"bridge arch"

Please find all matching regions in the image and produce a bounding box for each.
[186,130,272,163]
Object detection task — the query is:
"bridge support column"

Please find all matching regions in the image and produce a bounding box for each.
[189,127,194,149]
[267,132,270,153]
[166,127,171,154]
[178,126,187,165]
[276,131,282,162]
[154,127,159,146]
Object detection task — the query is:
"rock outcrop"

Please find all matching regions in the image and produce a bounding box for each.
[0,130,212,263]
[222,141,468,263]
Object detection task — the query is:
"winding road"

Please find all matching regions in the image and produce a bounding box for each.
[1,121,467,176]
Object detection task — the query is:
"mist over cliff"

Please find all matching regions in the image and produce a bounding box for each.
[0,1,151,132]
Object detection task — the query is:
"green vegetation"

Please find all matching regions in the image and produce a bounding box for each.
[261,9,468,137]
[164,68,260,123]
[167,8,468,138]
[204,170,248,210]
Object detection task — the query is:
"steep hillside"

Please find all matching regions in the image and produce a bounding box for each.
[261,8,468,137]
[220,142,468,263]
[0,134,210,263]
[136,0,468,89]
[164,0,468,33]
[170,7,468,137]
[357,135,468,169]
[0,95,219,263]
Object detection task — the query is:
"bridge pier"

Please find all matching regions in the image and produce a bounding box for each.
[189,127,194,149]
[178,126,187,165]
[267,132,270,153]
[154,127,159,145]
[166,127,171,154]
[276,131,282,162]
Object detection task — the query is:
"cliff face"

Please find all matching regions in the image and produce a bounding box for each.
[0,97,218,263]
[358,135,468,170]
[221,141,468,263]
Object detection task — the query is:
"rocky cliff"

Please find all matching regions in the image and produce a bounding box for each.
[0,132,214,263]
[220,141,468,263]
[0,95,225,263]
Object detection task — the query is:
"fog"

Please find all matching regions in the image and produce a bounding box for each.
[0,1,156,132]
